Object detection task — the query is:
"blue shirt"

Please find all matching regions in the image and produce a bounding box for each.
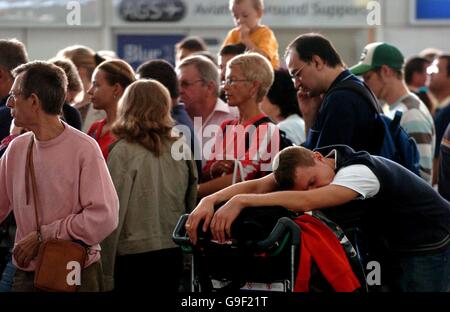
[303,70,379,154]
[171,104,202,178]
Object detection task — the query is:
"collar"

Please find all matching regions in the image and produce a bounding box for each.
[171,103,185,112]
[324,149,338,170]
[241,113,267,127]
[204,98,232,125]
[213,98,232,114]
[389,92,412,110]
[33,121,68,149]
[437,95,450,108]
[326,69,353,93]
[315,145,355,171]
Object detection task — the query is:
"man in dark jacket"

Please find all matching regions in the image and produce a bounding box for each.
[285,33,380,154]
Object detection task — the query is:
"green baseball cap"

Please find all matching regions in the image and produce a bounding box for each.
[350,42,405,76]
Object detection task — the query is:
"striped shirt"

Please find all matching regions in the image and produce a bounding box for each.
[386,92,436,184]
[203,113,278,181]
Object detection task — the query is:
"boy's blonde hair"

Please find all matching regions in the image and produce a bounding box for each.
[229,0,264,12]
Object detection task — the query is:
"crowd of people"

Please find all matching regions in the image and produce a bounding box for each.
[0,0,449,293]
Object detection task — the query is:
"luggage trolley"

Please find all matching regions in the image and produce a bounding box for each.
[173,211,301,292]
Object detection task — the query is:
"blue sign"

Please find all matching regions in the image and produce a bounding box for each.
[415,0,450,20]
[117,34,184,69]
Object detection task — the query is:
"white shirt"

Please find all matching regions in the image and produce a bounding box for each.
[327,150,380,199]
[194,98,239,167]
[278,114,306,146]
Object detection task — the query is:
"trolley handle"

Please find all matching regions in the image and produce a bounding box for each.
[172,214,191,246]
[255,217,300,250]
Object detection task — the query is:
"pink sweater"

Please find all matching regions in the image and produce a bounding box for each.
[0,124,119,271]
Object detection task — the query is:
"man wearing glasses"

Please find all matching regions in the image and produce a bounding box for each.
[0,61,119,291]
[285,33,380,156]
[177,55,238,167]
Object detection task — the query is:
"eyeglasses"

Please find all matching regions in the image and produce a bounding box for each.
[222,78,250,87]
[179,79,204,88]
[289,63,308,81]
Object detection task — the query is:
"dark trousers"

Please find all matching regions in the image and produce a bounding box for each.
[114,247,183,292]
[392,244,450,292]
[0,254,15,292]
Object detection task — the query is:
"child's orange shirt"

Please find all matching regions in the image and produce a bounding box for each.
[222,25,280,68]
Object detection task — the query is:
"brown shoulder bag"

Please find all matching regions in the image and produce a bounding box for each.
[26,136,87,292]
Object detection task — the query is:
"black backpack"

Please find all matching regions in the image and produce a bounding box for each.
[327,80,421,176]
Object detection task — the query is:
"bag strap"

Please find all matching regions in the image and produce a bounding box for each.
[326,79,383,114]
[26,135,41,238]
[245,116,274,151]
[390,111,403,132]
[221,116,275,152]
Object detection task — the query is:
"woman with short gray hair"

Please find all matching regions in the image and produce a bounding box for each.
[199,52,278,198]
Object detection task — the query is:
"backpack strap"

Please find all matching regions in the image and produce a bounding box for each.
[326,79,383,114]
[251,116,274,128]
[324,78,384,155]
[390,111,402,132]
[222,116,275,152]
[245,116,275,151]
[220,119,236,136]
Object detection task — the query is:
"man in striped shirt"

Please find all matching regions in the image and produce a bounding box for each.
[351,42,435,183]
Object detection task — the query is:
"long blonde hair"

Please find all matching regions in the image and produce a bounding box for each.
[112,79,176,156]
[57,45,100,78]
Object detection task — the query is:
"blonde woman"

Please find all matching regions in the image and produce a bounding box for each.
[57,45,106,131]
[101,80,198,292]
[199,52,276,198]
[87,59,136,160]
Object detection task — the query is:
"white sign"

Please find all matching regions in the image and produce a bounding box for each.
[113,0,375,28]
[0,0,101,27]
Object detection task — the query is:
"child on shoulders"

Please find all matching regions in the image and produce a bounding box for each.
[222,0,280,69]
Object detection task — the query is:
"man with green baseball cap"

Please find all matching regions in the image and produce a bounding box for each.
[350,42,405,76]
[350,42,436,184]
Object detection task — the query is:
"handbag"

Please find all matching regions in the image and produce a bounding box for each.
[26,136,87,292]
